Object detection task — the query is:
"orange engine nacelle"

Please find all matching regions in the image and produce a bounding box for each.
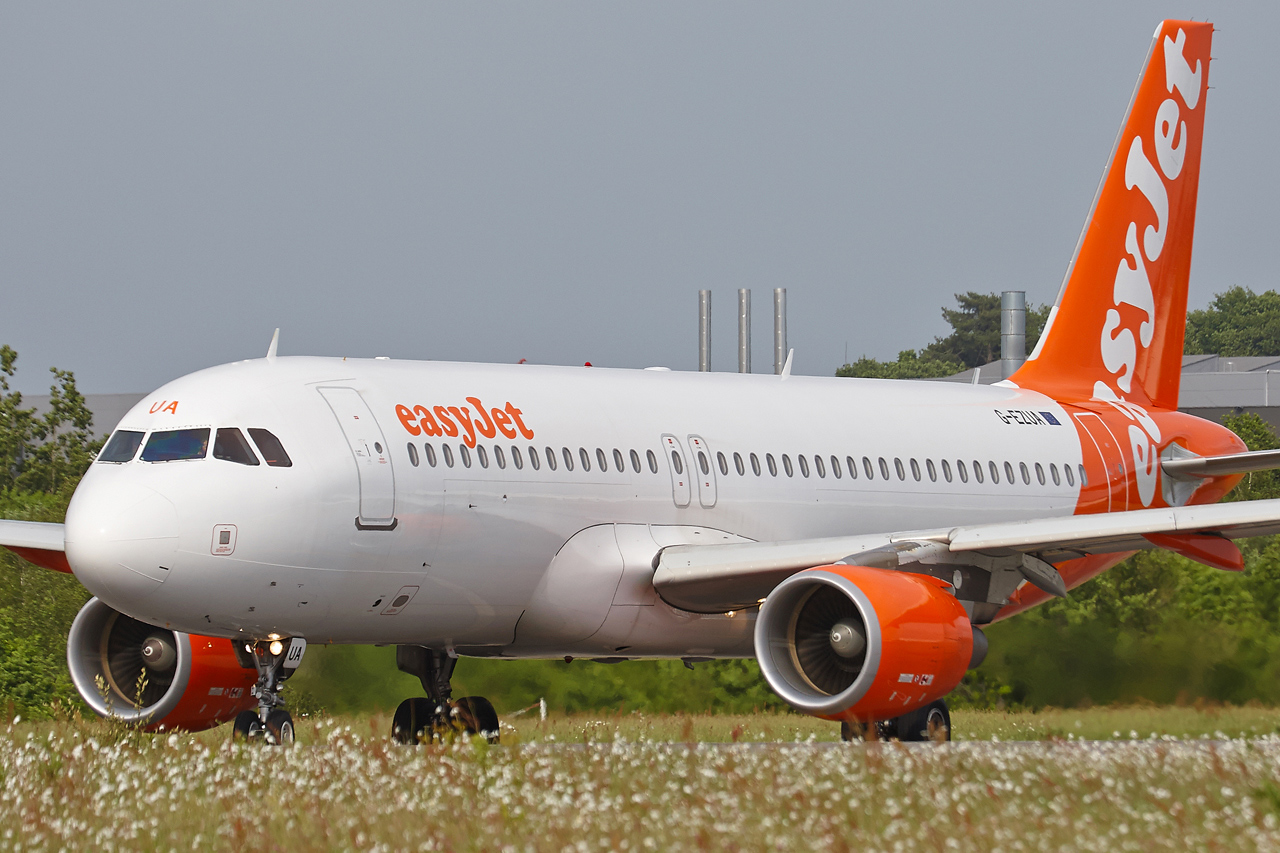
[754,565,975,723]
[67,598,259,731]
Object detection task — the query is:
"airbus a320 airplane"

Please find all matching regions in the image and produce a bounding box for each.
[2,20,1272,743]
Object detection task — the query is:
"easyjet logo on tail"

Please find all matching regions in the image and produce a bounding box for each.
[395,398,534,448]
[1093,26,1206,507]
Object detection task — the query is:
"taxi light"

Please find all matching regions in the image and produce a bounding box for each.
[269,640,284,656]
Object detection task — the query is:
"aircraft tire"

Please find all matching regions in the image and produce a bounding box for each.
[392,697,437,745]
[232,710,262,742]
[453,696,500,743]
[894,700,951,742]
[265,709,295,745]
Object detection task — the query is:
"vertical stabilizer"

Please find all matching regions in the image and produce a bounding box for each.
[1012,21,1212,411]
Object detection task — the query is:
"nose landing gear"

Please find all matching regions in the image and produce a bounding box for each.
[231,637,306,745]
[393,645,500,744]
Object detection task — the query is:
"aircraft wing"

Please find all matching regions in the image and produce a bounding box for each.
[0,520,71,574]
[652,498,1280,613]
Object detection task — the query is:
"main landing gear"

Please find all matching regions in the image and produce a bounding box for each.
[392,646,500,745]
[232,637,306,746]
[840,699,951,743]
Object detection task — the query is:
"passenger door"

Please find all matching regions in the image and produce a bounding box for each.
[318,387,397,528]
[660,434,691,508]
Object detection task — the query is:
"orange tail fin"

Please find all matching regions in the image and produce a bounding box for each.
[1012,21,1212,411]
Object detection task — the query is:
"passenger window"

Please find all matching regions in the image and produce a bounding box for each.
[847,456,859,480]
[528,446,540,470]
[544,447,556,471]
[972,460,983,483]
[782,455,793,477]
[734,452,745,476]
[1035,462,1045,485]
[751,453,761,476]
[563,448,574,471]
[579,447,590,471]
[248,429,292,468]
[425,443,437,467]
[717,452,729,476]
[512,445,524,469]
[1064,464,1074,486]
[1079,465,1088,487]
[214,429,260,466]
[496,445,507,469]
[831,456,842,479]
[631,449,642,473]
[990,461,1000,483]
[797,455,808,477]
[1004,461,1016,483]
[407,442,420,467]
[894,458,906,481]
[443,444,455,467]
[477,445,489,469]
[766,454,778,476]
[98,430,144,463]
[909,458,921,481]
[460,445,472,468]
[814,455,825,478]
[1050,463,1060,486]
[926,459,936,482]
[671,450,683,474]
[957,460,968,483]
[941,459,952,482]
[698,451,710,476]
[614,449,625,472]
[1019,462,1030,484]
[142,428,211,463]
[647,450,658,473]
[597,448,608,471]
[864,457,874,480]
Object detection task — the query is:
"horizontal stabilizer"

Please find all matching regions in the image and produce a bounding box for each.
[0,520,70,574]
[1162,448,1280,479]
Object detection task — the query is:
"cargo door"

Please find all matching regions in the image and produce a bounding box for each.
[661,434,691,508]
[319,387,397,528]
[1073,411,1127,513]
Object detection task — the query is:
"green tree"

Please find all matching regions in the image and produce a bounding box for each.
[1184,287,1280,356]
[837,292,1050,378]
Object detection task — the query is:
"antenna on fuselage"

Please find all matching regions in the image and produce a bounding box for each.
[266,328,280,361]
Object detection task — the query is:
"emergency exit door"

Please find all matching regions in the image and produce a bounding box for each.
[661,434,691,508]
[319,387,397,528]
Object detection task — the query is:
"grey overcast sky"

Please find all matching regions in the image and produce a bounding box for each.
[2,2,1277,393]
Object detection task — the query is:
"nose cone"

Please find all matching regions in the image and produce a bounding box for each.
[65,477,179,608]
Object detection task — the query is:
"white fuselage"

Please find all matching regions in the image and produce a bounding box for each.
[63,356,1085,658]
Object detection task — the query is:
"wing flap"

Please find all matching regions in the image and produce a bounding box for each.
[653,498,1280,613]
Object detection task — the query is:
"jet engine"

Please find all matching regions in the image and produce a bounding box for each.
[67,597,259,731]
[754,565,975,723]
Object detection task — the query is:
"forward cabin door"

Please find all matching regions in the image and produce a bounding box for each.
[660,434,691,508]
[319,387,397,528]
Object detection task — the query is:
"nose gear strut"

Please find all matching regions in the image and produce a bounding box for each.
[232,637,306,745]
[393,645,500,744]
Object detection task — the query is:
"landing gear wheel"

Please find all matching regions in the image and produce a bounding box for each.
[840,720,869,742]
[392,697,440,745]
[894,700,951,742]
[232,710,263,742]
[265,709,295,745]
[453,696,500,743]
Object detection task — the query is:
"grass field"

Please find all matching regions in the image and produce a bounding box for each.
[5,706,1280,851]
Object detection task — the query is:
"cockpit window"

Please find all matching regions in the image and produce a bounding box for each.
[248,429,293,468]
[140,428,210,462]
[213,428,260,466]
[98,430,145,463]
